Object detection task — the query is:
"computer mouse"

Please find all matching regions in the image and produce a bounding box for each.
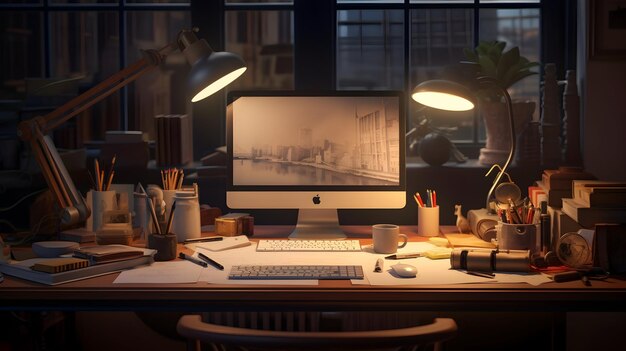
[391,263,417,278]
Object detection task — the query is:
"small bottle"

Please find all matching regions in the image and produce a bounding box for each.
[171,190,201,242]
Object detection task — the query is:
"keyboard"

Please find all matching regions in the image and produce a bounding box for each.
[256,239,362,252]
[228,265,364,280]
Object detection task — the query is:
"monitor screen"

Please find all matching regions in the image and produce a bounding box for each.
[227,91,406,239]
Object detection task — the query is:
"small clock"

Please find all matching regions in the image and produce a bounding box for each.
[556,232,592,268]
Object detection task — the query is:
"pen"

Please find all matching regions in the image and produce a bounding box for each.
[183,237,224,244]
[165,201,176,235]
[466,271,495,279]
[374,258,384,272]
[198,252,224,270]
[385,253,422,260]
[178,252,207,267]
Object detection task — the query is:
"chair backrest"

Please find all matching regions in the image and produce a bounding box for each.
[177,314,457,351]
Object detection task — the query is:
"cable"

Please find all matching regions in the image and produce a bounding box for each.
[0,189,46,212]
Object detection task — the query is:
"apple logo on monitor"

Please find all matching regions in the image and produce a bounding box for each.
[312,194,321,205]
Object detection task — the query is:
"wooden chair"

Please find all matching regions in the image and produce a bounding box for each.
[177,314,457,351]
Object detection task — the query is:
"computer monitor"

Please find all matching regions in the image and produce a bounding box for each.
[227,91,406,239]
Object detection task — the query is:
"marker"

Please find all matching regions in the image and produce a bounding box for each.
[184,237,224,244]
[385,253,422,260]
[466,271,495,279]
[198,252,224,270]
[374,258,384,272]
[178,252,207,268]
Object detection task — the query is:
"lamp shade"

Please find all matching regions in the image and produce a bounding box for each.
[411,80,475,112]
[188,51,247,102]
[178,30,247,102]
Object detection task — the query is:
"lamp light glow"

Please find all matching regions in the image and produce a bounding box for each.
[411,80,475,112]
[411,91,474,111]
[191,66,247,102]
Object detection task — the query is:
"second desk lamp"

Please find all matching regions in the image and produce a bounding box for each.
[411,78,516,214]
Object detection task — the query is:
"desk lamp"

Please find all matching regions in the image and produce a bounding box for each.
[18,27,246,226]
[411,78,515,213]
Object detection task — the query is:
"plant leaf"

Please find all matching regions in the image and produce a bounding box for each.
[478,54,498,78]
[464,47,478,62]
[498,47,521,82]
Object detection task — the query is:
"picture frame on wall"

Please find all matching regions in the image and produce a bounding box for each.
[590,0,626,60]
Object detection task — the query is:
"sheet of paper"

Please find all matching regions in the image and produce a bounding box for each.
[185,236,251,252]
[113,261,203,284]
[195,244,319,285]
[351,242,552,286]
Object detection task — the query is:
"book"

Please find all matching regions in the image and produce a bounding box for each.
[73,244,144,265]
[572,180,626,208]
[31,258,89,273]
[593,224,626,274]
[561,198,626,228]
[0,248,155,285]
[541,167,595,190]
[536,180,569,208]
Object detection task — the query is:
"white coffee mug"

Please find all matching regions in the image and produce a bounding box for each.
[372,224,408,254]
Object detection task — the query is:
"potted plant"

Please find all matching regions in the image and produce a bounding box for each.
[463,41,540,165]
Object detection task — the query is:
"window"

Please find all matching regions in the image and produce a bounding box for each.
[224,1,294,91]
[1,0,191,146]
[336,0,542,149]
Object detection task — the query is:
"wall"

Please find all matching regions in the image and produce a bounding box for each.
[579,0,626,180]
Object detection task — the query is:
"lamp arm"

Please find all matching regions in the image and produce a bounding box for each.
[17,41,179,225]
[480,80,516,213]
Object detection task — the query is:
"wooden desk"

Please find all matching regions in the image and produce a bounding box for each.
[2,226,626,313]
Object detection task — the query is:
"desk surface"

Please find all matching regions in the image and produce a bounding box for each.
[2,226,626,312]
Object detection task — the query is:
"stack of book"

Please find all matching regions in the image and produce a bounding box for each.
[0,245,155,285]
[155,114,193,167]
[532,167,595,208]
[561,180,626,229]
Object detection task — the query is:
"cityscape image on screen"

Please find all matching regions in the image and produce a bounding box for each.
[231,96,400,187]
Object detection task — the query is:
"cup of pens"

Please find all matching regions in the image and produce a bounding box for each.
[415,190,440,237]
[497,222,541,255]
[89,156,118,232]
[148,233,177,261]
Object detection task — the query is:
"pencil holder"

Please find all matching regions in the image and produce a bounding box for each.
[497,222,541,255]
[147,233,177,261]
[418,206,440,237]
[91,190,117,232]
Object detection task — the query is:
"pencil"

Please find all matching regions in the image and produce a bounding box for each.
[432,190,437,207]
[106,171,115,191]
[95,159,101,191]
[415,192,425,207]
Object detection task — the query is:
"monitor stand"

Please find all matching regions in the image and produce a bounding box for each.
[288,209,347,240]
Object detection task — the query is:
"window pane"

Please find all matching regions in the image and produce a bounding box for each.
[1,12,43,98]
[336,9,404,90]
[338,0,403,3]
[127,11,191,140]
[480,1,539,3]
[225,10,294,90]
[225,0,292,3]
[410,9,474,142]
[51,12,120,141]
[51,0,118,3]
[127,0,190,3]
[410,1,472,3]
[2,0,41,3]
[479,8,540,121]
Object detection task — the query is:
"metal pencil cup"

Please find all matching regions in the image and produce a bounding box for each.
[497,222,541,255]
